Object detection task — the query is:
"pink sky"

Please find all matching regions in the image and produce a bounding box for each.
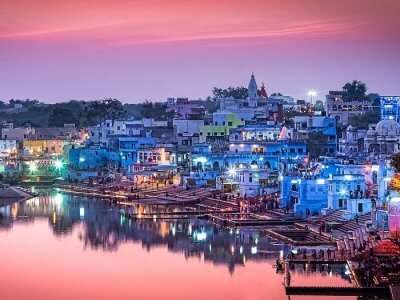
[0,0,399,102]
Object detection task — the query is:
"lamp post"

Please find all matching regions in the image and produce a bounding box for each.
[308,90,317,106]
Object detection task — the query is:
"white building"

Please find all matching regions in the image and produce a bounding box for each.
[327,174,373,219]
[0,140,17,158]
[364,119,400,155]
[1,127,35,141]
[173,119,204,135]
[227,166,279,197]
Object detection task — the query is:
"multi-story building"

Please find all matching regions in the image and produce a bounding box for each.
[338,125,367,156]
[293,115,337,155]
[280,176,328,217]
[0,140,17,158]
[326,90,373,125]
[173,119,204,146]
[364,119,400,156]
[166,98,206,120]
[380,96,400,122]
[200,112,243,143]
[1,127,35,141]
[226,166,279,198]
[229,123,281,142]
[327,174,373,219]
[22,139,67,157]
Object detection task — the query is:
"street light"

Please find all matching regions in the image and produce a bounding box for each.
[29,162,37,173]
[308,89,317,105]
[54,159,63,170]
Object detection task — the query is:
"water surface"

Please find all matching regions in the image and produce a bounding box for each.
[0,191,354,300]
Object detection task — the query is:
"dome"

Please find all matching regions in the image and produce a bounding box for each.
[376,119,400,136]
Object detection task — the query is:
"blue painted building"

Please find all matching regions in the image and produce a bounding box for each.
[108,135,156,171]
[380,96,400,122]
[191,140,306,173]
[280,176,328,217]
[68,146,121,181]
[294,116,337,155]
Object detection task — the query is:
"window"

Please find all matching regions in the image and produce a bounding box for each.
[249,173,252,183]
[228,121,233,126]
[358,203,363,213]
[222,121,226,126]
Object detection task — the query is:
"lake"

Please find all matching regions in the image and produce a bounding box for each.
[0,190,354,300]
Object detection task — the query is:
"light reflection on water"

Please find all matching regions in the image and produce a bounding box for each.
[0,190,354,300]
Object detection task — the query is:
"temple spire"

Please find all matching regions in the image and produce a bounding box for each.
[260,82,268,98]
[248,73,258,99]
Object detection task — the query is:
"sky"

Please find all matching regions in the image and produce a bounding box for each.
[0,0,399,103]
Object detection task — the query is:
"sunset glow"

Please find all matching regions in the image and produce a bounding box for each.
[0,0,399,101]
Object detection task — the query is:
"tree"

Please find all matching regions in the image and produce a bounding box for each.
[48,107,79,127]
[212,86,248,99]
[84,98,126,125]
[138,101,174,120]
[348,110,380,129]
[307,132,329,159]
[391,153,400,173]
[342,80,367,102]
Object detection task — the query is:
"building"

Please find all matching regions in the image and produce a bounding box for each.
[137,147,176,165]
[293,115,337,155]
[326,91,373,125]
[380,96,400,122]
[218,74,283,122]
[0,140,17,158]
[229,123,281,142]
[89,119,166,147]
[166,98,206,120]
[1,127,35,141]
[280,176,328,217]
[226,166,279,198]
[338,125,367,156]
[364,119,400,156]
[327,174,373,219]
[22,139,66,157]
[200,112,243,143]
[173,119,204,146]
[68,147,121,181]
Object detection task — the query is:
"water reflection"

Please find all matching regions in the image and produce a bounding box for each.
[0,190,353,289]
[0,191,289,274]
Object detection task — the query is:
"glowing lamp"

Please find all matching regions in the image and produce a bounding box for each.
[54,159,63,169]
[29,162,37,173]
